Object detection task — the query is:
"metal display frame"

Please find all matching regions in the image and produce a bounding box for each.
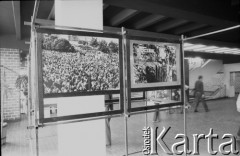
[35,28,125,124]
[29,24,185,156]
[27,2,240,156]
[127,36,182,89]
[125,34,185,113]
[37,28,123,97]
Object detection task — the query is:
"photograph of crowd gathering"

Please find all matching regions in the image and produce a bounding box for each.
[41,33,120,94]
[131,41,179,87]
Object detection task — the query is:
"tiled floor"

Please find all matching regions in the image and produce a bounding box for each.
[2,97,240,156]
[2,114,31,156]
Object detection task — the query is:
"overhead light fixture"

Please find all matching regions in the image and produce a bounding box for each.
[210,47,231,52]
[184,43,194,47]
[183,43,240,55]
[193,46,218,51]
[184,44,206,50]
[222,50,240,54]
[213,48,239,53]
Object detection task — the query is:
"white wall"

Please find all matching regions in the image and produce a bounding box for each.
[223,63,240,97]
[189,60,240,97]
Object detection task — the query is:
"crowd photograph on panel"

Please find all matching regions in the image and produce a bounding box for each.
[41,34,120,94]
[132,42,178,85]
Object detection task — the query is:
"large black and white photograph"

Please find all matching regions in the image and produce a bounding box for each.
[130,40,181,88]
[40,33,120,94]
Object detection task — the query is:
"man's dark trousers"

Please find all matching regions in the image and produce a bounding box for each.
[194,92,208,112]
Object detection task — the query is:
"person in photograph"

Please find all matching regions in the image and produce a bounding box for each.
[194,75,209,112]
[42,36,120,93]
[145,66,157,83]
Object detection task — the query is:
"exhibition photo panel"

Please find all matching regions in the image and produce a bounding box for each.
[127,37,183,112]
[36,29,123,123]
[130,40,181,88]
[35,28,184,122]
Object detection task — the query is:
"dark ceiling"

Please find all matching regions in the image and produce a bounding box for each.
[1,0,240,46]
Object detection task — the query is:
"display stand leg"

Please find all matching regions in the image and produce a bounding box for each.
[122,27,129,156]
[181,35,188,156]
[145,92,148,127]
[105,104,112,146]
[153,103,160,122]
[36,126,39,156]
[124,116,128,156]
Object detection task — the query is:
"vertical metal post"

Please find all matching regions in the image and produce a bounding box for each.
[27,49,34,156]
[34,29,40,156]
[35,126,39,156]
[0,67,2,156]
[30,20,40,156]
[181,35,187,156]
[1,67,5,140]
[122,27,129,156]
[145,92,148,127]
[27,53,31,136]
[105,104,111,146]
[124,113,128,156]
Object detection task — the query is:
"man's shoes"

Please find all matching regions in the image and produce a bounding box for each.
[194,110,198,112]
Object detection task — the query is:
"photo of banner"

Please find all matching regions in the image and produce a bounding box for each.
[37,29,123,98]
[130,40,181,89]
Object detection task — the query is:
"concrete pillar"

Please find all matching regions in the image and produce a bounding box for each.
[54,1,106,155]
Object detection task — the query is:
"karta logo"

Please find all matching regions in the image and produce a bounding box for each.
[142,126,239,155]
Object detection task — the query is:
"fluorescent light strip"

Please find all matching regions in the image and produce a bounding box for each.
[203,47,238,53]
[184,43,240,55]
[215,50,240,54]
[184,44,206,50]
[223,50,240,54]
[193,46,218,51]
[213,48,239,53]
[211,47,231,52]
[213,48,238,52]
[184,43,194,47]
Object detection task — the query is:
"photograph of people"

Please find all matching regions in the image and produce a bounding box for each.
[132,41,179,87]
[41,34,120,94]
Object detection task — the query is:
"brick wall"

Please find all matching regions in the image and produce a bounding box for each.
[1,48,20,120]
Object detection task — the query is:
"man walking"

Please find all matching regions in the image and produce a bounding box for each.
[194,75,209,112]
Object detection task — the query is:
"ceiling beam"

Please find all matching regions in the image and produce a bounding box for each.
[186,26,225,37]
[171,23,207,35]
[24,18,240,49]
[154,19,188,32]
[104,26,179,40]
[11,1,21,40]
[133,14,165,29]
[24,18,54,26]
[48,3,55,20]
[104,0,239,27]
[109,9,138,26]
[103,4,109,10]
